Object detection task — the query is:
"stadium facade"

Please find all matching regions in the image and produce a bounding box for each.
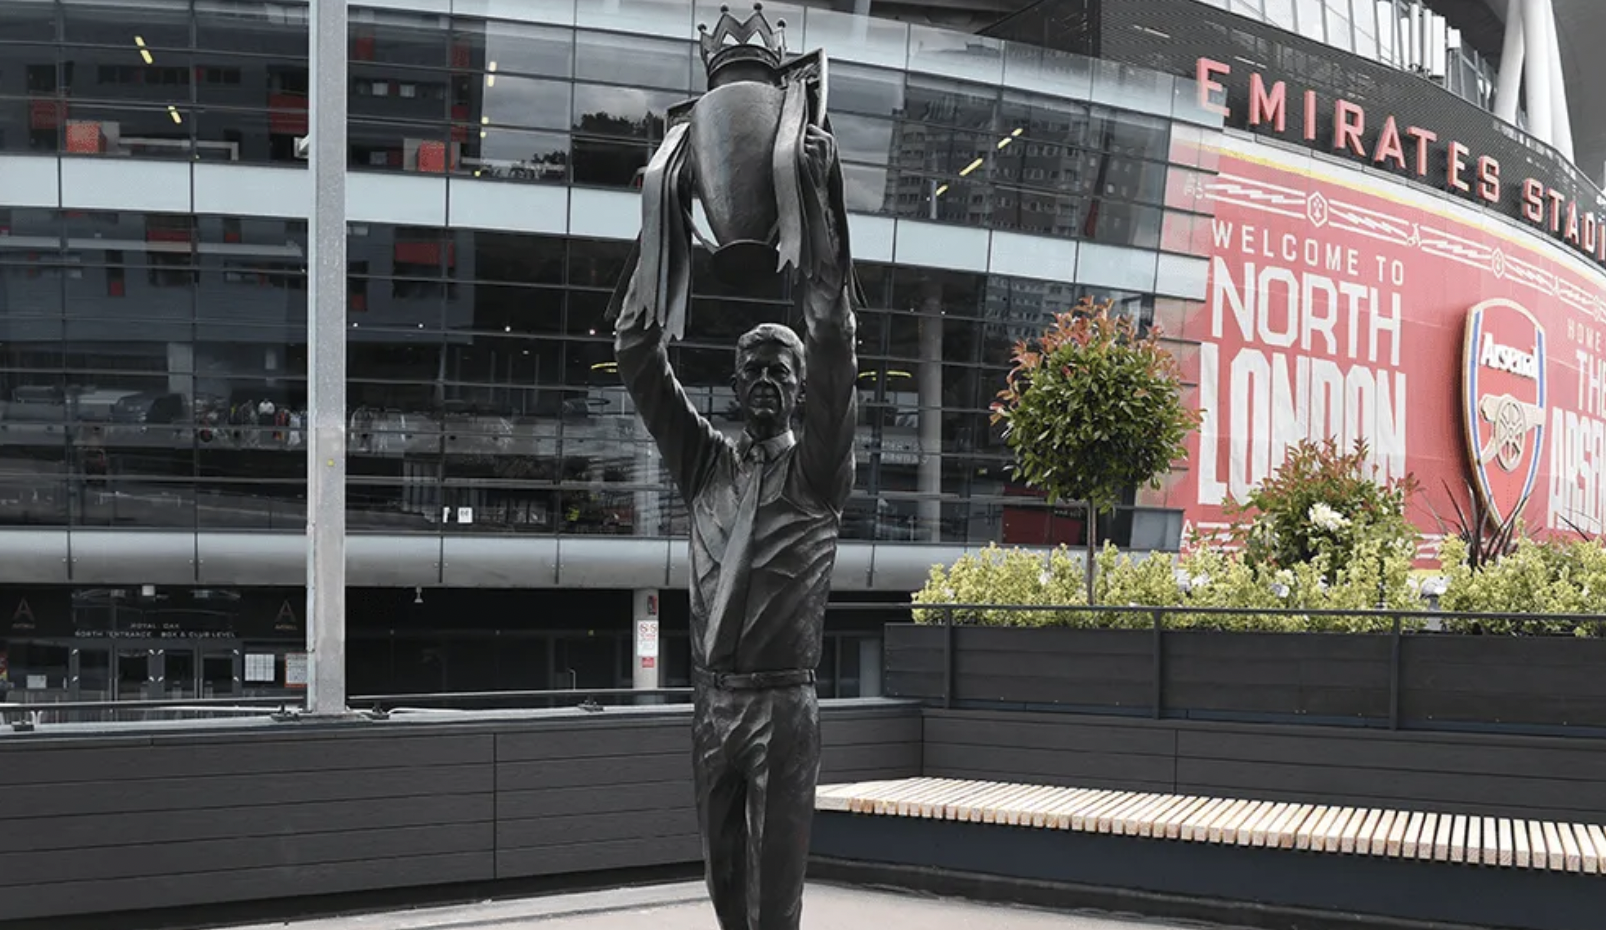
[0,0,1600,704]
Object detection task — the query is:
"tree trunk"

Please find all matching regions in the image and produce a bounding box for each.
[1085,500,1097,605]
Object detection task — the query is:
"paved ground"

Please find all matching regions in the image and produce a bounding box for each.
[221,881,1224,930]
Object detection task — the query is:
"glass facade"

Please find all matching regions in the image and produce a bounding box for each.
[0,0,1219,550]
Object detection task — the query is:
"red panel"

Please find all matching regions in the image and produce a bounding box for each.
[64,121,102,153]
[416,140,446,173]
[1181,144,1606,547]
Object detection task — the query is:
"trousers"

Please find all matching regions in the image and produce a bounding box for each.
[691,675,821,930]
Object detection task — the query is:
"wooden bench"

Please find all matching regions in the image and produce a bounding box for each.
[814,777,1606,874]
[810,777,1606,930]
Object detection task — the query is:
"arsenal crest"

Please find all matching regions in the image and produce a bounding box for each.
[1461,298,1547,527]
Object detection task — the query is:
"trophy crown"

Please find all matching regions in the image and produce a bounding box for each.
[698,3,788,81]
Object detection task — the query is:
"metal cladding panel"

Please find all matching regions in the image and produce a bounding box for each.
[196,532,307,586]
[347,534,443,587]
[68,531,197,585]
[0,530,70,584]
[440,535,559,587]
[868,543,967,592]
[556,537,672,588]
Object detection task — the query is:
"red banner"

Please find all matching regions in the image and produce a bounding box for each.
[1172,141,1606,549]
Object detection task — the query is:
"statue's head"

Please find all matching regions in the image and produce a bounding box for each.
[732,323,805,436]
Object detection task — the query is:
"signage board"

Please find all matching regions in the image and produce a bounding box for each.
[1173,135,1606,546]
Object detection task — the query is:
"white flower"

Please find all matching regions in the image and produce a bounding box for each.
[1039,570,1052,586]
[1307,502,1350,532]
[1270,583,1290,598]
[1275,569,1295,585]
[942,587,957,601]
[1191,573,1211,589]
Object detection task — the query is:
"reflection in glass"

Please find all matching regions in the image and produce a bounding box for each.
[453,20,573,79]
[574,31,691,91]
[64,0,189,47]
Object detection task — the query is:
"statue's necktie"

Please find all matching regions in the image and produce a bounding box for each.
[705,441,768,668]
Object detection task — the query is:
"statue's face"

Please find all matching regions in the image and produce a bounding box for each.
[733,342,800,430]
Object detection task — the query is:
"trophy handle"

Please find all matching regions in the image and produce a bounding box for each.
[779,50,829,128]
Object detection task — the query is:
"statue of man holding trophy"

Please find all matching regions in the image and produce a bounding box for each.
[606,4,860,929]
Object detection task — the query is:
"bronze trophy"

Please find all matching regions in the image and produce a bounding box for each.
[607,2,855,342]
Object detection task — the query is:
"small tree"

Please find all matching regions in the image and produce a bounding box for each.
[990,297,1201,602]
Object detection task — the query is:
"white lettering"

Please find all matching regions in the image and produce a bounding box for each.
[1479,332,1538,379]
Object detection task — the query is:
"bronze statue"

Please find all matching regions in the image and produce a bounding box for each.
[607,5,861,928]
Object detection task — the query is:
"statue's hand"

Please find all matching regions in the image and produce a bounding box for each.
[803,124,837,191]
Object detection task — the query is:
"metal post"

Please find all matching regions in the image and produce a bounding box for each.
[943,605,954,709]
[305,0,349,717]
[1152,608,1163,719]
[1388,614,1402,730]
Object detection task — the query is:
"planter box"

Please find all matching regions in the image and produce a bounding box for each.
[885,622,1606,732]
[886,623,1152,713]
[1401,635,1606,729]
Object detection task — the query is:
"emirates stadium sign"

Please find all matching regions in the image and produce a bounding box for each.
[1196,58,1606,274]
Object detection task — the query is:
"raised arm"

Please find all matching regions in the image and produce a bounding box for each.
[615,319,724,502]
[799,280,858,511]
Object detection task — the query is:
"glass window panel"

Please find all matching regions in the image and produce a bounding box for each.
[1088,107,1167,160]
[446,283,564,336]
[195,0,310,57]
[446,336,563,387]
[829,64,906,119]
[453,20,572,79]
[571,83,676,140]
[456,231,564,287]
[885,173,991,226]
[194,106,305,163]
[890,125,994,180]
[349,331,445,384]
[454,126,570,183]
[829,113,896,167]
[904,75,997,132]
[0,92,63,154]
[570,135,649,188]
[475,74,571,131]
[1000,91,1090,148]
[688,250,787,302]
[75,478,194,528]
[348,119,453,173]
[842,163,893,215]
[1083,200,1161,249]
[574,31,691,91]
[197,417,306,480]
[64,0,189,48]
[349,481,442,532]
[349,8,449,69]
[349,65,449,122]
[1264,0,1297,29]
[1294,0,1326,41]
[1094,155,1166,205]
[195,481,306,530]
[0,0,58,43]
[567,239,633,288]
[681,297,789,345]
[196,268,306,324]
[62,48,193,105]
[62,104,195,159]
[1324,3,1353,52]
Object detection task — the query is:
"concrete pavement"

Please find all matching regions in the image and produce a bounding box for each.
[219,880,1225,930]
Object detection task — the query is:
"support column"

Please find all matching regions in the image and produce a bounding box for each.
[1520,0,1554,145]
[305,0,349,717]
[1493,0,1524,123]
[1537,0,1574,160]
[632,589,660,691]
[917,286,944,543]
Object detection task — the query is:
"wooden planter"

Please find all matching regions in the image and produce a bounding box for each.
[884,622,1606,732]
